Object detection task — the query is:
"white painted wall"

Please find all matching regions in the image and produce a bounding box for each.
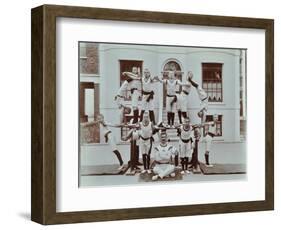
[93,44,242,142]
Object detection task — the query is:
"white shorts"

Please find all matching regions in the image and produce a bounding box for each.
[153,164,175,177]
[141,95,154,111]
[139,138,151,154]
[179,139,193,158]
[203,134,213,152]
[107,132,117,151]
[131,90,140,108]
[166,95,177,112]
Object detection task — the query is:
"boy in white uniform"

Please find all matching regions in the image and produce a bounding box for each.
[122,67,142,124]
[81,114,124,170]
[203,114,219,167]
[140,69,160,124]
[188,127,201,173]
[187,71,208,123]
[177,117,194,174]
[138,111,154,173]
[160,72,188,127]
[152,131,178,181]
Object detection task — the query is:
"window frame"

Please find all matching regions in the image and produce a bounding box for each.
[202,63,223,103]
[205,114,223,137]
[119,59,143,101]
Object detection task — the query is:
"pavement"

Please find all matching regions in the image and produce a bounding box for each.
[80,141,247,187]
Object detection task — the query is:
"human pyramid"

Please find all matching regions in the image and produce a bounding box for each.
[83,67,219,180]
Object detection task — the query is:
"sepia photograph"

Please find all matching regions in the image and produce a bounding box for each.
[30,4,273,224]
[78,42,247,187]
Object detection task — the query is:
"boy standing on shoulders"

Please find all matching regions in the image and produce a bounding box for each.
[122,67,142,124]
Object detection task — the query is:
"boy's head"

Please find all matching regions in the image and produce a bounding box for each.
[132,66,138,74]
[182,117,190,127]
[160,131,168,145]
[168,71,175,80]
[144,68,151,78]
[96,114,104,122]
[142,111,150,124]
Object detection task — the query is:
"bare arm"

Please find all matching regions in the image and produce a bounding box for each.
[150,75,162,83]
[104,123,122,128]
[176,80,190,86]
[81,120,99,128]
[104,122,140,129]
[192,121,215,129]
[157,76,165,84]
[122,72,141,80]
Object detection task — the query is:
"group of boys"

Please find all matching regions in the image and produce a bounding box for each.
[83,67,218,180]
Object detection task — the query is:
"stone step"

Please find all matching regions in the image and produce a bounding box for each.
[161,109,182,142]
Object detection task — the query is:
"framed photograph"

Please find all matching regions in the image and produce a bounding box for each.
[31,4,274,225]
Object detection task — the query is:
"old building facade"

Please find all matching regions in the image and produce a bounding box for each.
[79,42,246,144]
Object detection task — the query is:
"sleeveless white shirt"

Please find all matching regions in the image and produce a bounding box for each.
[139,121,153,139]
[165,79,178,95]
[180,125,193,140]
[129,79,141,90]
[154,144,175,161]
[142,77,153,92]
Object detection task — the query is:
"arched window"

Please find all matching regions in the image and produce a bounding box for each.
[163,61,182,79]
